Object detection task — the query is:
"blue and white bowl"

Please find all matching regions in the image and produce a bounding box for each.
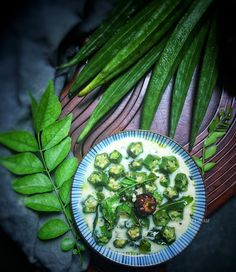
[71,130,205,266]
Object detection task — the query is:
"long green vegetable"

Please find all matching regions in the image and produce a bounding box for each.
[189,14,219,149]
[77,36,168,142]
[68,0,165,97]
[77,0,183,96]
[58,0,144,69]
[140,0,214,130]
[169,21,209,138]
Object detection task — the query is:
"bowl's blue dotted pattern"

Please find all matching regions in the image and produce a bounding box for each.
[71,131,206,266]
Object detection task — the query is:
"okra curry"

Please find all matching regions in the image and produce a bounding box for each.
[80,139,195,254]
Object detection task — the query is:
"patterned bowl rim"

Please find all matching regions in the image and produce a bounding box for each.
[71,130,206,267]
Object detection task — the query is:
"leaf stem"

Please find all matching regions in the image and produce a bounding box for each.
[37,133,81,254]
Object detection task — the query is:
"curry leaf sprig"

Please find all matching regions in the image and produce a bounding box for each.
[193,107,233,175]
[0,80,84,255]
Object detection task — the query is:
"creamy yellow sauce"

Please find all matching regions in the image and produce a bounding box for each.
[79,137,195,254]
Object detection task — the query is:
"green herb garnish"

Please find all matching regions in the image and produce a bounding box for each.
[193,107,233,175]
[0,80,83,256]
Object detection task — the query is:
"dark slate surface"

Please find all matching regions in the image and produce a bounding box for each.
[0,0,115,271]
[0,1,236,272]
[167,197,236,272]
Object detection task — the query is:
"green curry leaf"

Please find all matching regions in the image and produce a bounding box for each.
[120,178,137,187]
[12,173,53,195]
[208,115,219,133]
[24,193,62,212]
[41,114,73,150]
[193,156,203,168]
[203,162,216,172]
[116,203,132,216]
[44,137,71,171]
[204,145,217,160]
[55,157,78,188]
[34,80,61,132]
[60,237,75,251]
[38,218,69,240]
[0,153,44,175]
[101,195,120,228]
[0,131,38,152]
[204,131,225,147]
[159,196,193,212]
[59,179,72,205]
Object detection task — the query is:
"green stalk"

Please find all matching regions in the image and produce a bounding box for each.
[140,0,214,130]
[169,20,210,138]
[77,36,168,142]
[58,0,144,69]
[189,13,219,150]
[78,0,183,96]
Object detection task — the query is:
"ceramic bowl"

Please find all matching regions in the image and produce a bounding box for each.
[71,130,205,266]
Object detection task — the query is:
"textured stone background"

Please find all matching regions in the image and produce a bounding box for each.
[0,0,115,271]
[0,1,236,272]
